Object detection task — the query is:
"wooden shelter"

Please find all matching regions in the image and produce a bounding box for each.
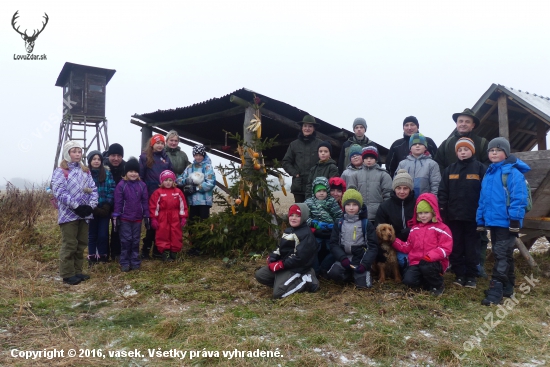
[130,88,388,168]
[472,84,550,269]
[53,62,116,169]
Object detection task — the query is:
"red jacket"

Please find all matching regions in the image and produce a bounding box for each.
[392,193,453,271]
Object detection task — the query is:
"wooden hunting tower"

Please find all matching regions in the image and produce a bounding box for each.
[53,62,116,169]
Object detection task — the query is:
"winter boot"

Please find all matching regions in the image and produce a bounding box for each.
[98,254,109,263]
[63,276,82,285]
[152,245,163,260]
[169,252,178,261]
[464,277,477,289]
[453,277,466,287]
[481,280,503,306]
[486,282,514,298]
[75,274,90,281]
[88,255,98,267]
[431,283,445,296]
[162,251,170,262]
[121,265,130,272]
[141,245,152,260]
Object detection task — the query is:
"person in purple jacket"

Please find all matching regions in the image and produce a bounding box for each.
[112,158,150,272]
[51,141,98,285]
[139,134,173,259]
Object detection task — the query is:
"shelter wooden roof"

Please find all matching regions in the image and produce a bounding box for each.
[472,84,550,152]
[130,88,388,165]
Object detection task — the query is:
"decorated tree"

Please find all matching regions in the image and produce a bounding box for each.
[186,95,288,257]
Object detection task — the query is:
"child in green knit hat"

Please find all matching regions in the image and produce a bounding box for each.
[325,188,379,289]
[304,176,343,275]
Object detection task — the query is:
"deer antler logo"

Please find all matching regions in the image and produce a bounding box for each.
[12,11,49,54]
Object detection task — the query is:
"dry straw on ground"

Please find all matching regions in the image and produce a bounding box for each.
[1,187,549,366]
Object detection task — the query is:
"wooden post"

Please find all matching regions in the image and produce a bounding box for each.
[537,121,547,150]
[515,238,541,275]
[141,125,153,151]
[498,94,509,140]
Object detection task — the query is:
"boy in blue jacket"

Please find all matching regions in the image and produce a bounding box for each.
[476,138,530,306]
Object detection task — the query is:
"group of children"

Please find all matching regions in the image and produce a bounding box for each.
[52,134,216,284]
[256,132,530,306]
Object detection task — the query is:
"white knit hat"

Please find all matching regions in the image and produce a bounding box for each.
[63,140,82,162]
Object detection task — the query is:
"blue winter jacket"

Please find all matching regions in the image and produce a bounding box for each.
[476,155,530,228]
[180,154,216,207]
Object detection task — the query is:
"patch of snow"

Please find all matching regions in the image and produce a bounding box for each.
[122,285,137,297]
[419,330,433,338]
[339,355,350,363]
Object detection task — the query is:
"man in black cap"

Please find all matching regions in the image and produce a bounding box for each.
[103,143,126,261]
[282,115,323,203]
[385,116,438,177]
[433,109,490,278]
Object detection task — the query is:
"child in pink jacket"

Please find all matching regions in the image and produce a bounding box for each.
[392,193,453,296]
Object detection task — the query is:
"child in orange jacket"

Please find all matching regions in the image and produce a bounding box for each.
[149,170,188,261]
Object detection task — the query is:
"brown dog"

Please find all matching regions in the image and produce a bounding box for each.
[374,224,401,283]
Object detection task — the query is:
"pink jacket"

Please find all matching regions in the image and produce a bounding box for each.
[392,193,453,271]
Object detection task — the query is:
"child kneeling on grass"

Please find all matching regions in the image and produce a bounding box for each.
[326,188,378,289]
[255,204,319,299]
[392,193,453,296]
[52,141,98,285]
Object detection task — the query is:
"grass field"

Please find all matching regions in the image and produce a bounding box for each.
[1,189,549,366]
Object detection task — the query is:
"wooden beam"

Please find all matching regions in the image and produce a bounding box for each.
[515,128,538,136]
[260,108,342,148]
[480,100,498,124]
[498,94,509,140]
[537,120,548,150]
[146,106,245,127]
[488,97,550,128]
[515,238,541,274]
[130,118,241,164]
[229,95,250,108]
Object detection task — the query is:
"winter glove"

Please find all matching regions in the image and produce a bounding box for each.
[112,217,120,232]
[180,217,187,227]
[183,185,196,195]
[268,260,284,272]
[476,226,486,232]
[317,222,333,231]
[74,205,93,218]
[341,258,351,269]
[509,220,521,233]
[143,218,151,230]
[151,218,159,230]
[93,203,111,217]
[310,219,320,229]
[354,264,366,274]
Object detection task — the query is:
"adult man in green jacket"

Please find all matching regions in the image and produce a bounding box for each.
[433,108,490,277]
[434,108,490,173]
[282,115,323,203]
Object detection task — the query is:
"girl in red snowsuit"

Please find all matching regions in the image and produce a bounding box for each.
[149,170,188,261]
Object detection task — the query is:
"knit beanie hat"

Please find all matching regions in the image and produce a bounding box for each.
[193,144,206,157]
[329,177,347,193]
[86,150,102,166]
[488,137,510,157]
[107,143,124,157]
[160,170,176,183]
[288,204,302,217]
[313,183,328,194]
[416,200,434,213]
[403,116,419,128]
[409,133,428,149]
[63,140,82,162]
[361,146,379,160]
[342,188,363,208]
[348,144,363,159]
[353,117,367,131]
[455,137,476,154]
[150,134,165,146]
[318,141,332,156]
[124,157,140,175]
[392,169,414,191]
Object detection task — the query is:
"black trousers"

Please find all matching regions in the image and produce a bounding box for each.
[109,226,121,260]
[189,205,210,224]
[293,193,306,204]
[403,261,443,290]
[448,220,480,278]
[489,227,516,285]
